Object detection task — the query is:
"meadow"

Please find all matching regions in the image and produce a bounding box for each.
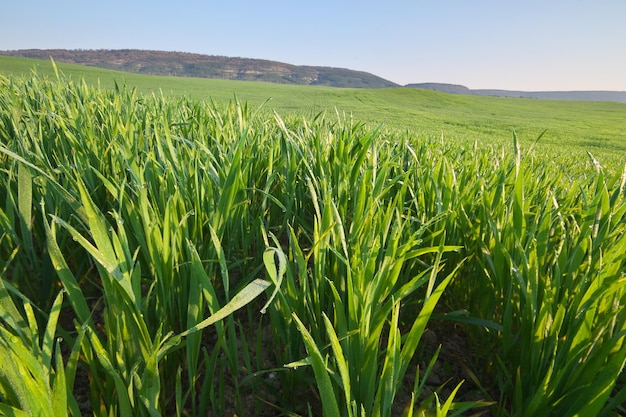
[0,58,625,416]
[2,55,625,163]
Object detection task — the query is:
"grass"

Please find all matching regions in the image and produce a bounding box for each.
[0,60,625,416]
[2,55,625,163]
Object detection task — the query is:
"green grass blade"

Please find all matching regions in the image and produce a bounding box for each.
[160,278,272,356]
[0,404,29,417]
[42,201,90,324]
[50,214,136,306]
[0,145,86,223]
[87,328,133,416]
[292,312,341,417]
[41,290,63,371]
[180,279,271,338]
[261,244,286,314]
[17,162,34,260]
[209,224,230,299]
[323,312,353,415]
[73,175,136,304]
[51,339,68,416]
[64,322,87,396]
[0,278,29,341]
[400,260,463,375]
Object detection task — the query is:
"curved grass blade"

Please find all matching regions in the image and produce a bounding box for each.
[261,245,286,314]
[160,278,271,358]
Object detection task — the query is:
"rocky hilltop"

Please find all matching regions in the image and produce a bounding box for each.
[0,49,398,88]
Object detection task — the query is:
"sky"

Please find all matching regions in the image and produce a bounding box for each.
[2,1,626,91]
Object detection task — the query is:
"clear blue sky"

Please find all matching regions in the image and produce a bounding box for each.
[3,1,626,91]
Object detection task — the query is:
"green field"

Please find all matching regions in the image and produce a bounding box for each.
[2,55,625,166]
[0,57,625,416]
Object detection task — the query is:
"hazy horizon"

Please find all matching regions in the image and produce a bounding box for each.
[2,1,625,91]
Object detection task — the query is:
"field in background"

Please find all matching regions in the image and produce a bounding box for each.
[2,55,625,167]
[0,59,625,416]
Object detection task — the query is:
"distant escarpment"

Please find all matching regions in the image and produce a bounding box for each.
[0,49,398,88]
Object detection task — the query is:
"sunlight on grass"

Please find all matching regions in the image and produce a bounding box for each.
[0,66,624,416]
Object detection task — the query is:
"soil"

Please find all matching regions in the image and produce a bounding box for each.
[205,310,495,417]
[61,295,495,416]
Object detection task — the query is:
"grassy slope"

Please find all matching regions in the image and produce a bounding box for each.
[2,55,624,165]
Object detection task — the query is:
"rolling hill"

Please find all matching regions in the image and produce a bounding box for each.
[0,49,398,88]
[407,82,626,103]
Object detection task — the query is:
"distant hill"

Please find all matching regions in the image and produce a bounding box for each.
[0,49,398,88]
[407,83,626,103]
[471,89,626,103]
[405,83,471,95]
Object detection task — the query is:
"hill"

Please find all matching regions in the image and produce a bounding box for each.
[472,89,626,103]
[405,83,471,95]
[0,49,398,88]
[407,82,626,103]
